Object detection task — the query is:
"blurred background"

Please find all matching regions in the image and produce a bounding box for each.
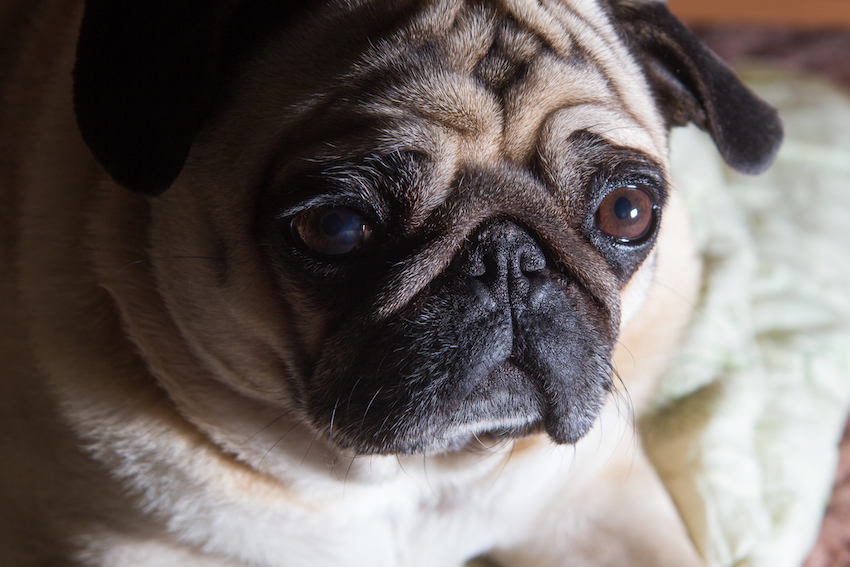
[670,0,850,91]
[669,0,850,27]
[665,2,850,565]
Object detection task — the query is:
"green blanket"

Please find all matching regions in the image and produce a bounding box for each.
[644,70,850,567]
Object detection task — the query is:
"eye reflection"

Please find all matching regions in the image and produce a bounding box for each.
[596,185,656,243]
[291,206,373,256]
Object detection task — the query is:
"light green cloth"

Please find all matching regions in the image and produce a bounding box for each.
[643,70,850,567]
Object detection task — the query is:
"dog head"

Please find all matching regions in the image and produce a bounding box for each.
[73,0,781,457]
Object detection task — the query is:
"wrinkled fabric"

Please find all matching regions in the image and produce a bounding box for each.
[643,70,850,567]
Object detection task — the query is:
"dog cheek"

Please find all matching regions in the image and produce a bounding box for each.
[302,288,513,453]
[514,288,615,445]
[619,249,658,327]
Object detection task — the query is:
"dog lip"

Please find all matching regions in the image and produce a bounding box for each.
[457,355,605,448]
[451,359,545,433]
[444,417,542,451]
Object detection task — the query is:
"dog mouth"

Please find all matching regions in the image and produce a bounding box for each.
[436,356,613,452]
[303,309,614,455]
[302,283,615,455]
[306,339,611,457]
[433,360,547,450]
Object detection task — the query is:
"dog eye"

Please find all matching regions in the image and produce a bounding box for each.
[596,185,656,243]
[291,206,373,256]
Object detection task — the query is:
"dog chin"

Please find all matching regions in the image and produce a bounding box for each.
[438,362,546,449]
[332,360,604,456]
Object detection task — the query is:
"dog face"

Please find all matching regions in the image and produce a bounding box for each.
[73,0,781,458]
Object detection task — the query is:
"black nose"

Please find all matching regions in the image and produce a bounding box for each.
[453,220,548,308]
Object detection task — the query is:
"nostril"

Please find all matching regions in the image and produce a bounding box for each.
[453,220,547,285]
[452,248,486,277]
[520,248,546,274]
[466,255,487,278]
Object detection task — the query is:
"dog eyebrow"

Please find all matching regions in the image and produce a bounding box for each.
[342,4,665,170]
[536,128,668,215]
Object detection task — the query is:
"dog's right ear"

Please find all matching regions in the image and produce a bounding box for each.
[73,1,312,195]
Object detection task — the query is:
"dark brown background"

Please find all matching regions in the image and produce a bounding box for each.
[670,0,850,27]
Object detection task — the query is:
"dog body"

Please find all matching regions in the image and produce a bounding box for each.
[0,1,781,565]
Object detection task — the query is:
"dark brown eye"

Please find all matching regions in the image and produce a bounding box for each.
[596,185,656,243]
[291,206,373,256]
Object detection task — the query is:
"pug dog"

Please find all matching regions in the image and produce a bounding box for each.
[0,0,782,565]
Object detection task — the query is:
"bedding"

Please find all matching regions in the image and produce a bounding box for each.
[648,69,850,567]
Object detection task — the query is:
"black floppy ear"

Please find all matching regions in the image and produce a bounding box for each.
[611,1,783,174]
[73,1,237,195]
[73,1,311,195]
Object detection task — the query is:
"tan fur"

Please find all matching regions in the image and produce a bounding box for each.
[1,0,709,565]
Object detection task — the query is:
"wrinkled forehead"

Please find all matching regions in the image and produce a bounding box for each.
[231,0,669,197]
[331,0,667,161]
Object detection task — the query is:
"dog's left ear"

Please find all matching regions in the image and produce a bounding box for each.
[611,0,783,174]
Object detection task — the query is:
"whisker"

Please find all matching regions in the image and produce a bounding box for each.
[300,430,322,467]
[614,338,637,369]
[343,448,365,490]
[240,412,289,447]
[651,277,711,326]
[607,363,638,458]
[396,453,412,479]
[488,438,517,489]
[257,417,307,471]
[329,399,340,478]
[358,387,384,438]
